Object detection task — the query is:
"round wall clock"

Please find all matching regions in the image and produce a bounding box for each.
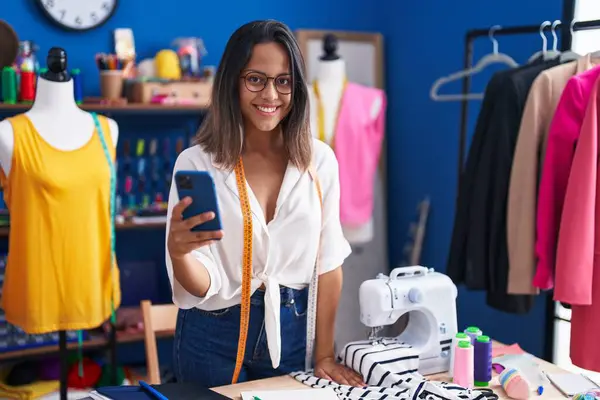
[36,0,119,31]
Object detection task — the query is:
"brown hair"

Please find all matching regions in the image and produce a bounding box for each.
[195,20,312,171]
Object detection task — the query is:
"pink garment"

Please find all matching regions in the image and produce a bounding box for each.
[554,75,600,305]
[555,75,600,372]
[334,82,386,226]
[534,65,600,290]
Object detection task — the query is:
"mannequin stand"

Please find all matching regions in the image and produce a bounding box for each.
[57,323,118,400]
[58,331,68,400]
[109,322,118,384]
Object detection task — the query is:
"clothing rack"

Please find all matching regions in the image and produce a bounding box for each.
[456,18,600,188]
[455,4,600,363]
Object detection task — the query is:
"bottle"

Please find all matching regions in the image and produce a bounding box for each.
[453,341,474,389]
[449,332,471,379]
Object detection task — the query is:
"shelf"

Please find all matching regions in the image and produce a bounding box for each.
[0,329,174,361]
[0,221,166,237]
[0,104,207,115]
[115,221,166,230]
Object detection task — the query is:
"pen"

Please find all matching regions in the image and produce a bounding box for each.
[139,380,169,400]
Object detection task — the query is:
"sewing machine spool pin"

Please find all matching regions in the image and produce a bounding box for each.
[358,265,459,376]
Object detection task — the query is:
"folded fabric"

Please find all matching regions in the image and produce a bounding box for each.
[292,339,498,400]
[0,379,59,400]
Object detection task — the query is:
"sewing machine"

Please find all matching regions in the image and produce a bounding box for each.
[359,265,458,376]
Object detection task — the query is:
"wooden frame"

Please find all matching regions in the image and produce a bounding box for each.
[295,29,385,89]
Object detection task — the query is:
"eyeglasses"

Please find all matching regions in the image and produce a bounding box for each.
[241,71,293,94]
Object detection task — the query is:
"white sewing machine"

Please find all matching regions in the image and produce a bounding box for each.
[359,265,458,376]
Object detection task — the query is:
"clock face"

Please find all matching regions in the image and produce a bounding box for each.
[37,0,118,31]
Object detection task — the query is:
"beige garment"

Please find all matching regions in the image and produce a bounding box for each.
[507,54,596,295]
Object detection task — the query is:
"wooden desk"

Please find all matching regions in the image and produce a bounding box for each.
[211,342,568,399]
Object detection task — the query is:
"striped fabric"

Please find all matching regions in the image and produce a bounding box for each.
[291,339,498,400]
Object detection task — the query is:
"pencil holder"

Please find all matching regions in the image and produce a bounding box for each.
[99,70,124,100]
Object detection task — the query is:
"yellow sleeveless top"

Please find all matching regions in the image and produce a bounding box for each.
[0,114,121,334]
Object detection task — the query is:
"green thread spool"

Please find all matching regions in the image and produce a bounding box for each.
[2,67,17,104]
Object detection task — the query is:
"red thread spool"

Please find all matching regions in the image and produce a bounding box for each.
[19,71,36,102]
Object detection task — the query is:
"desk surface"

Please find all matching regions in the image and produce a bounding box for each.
[211,342,567,400]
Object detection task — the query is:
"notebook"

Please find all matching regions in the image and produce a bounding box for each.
[240,387,338,400]
[545,372,600,396]
[94,382,230,400]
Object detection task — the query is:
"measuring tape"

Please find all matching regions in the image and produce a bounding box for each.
[232,158,254,384]
[91,113,118,379]
[231,159,323,383]
[305,164,323,371]
[313,78,348,147]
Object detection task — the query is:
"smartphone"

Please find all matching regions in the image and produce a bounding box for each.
[174,170,223,233]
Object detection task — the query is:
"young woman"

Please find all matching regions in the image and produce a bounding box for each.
[165,20,364,388]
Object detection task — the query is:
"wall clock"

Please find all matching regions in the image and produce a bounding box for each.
[36,0,119,31]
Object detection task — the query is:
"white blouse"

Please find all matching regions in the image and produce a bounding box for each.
[165,138,352,368]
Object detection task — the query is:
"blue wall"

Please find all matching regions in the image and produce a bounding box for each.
[3,1,381,95]
[382,0,564,357]
[2,0,563,360]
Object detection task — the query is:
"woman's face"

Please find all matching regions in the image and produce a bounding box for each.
[239,42,293,133]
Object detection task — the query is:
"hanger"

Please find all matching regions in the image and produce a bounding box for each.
[528,21,561,62]
[430,25,519,101]
[560,20,582,62]
[548,20,563,60]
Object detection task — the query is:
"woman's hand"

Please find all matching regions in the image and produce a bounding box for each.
[167,196,224,260]
[314,357,366,387]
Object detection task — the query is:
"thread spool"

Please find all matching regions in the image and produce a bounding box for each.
[453,341,474,389]
[474,335,492,387]
[1,66,17,104]
[449,332,471,379]
[499,368,530,400]
[464,326,482,344]
[71,68,83,104]
[19,70,35,102]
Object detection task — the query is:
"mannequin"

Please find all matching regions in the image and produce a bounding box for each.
[0,48,118,170]
[0,47,120,400]
[309,34,382,244]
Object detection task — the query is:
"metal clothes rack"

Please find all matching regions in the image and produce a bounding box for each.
[457,18,600,187]
[455,3,600,363]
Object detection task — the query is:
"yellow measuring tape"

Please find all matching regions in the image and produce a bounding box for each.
[231,158,323,383]
[232,158,253,384]
[313,78,348,147]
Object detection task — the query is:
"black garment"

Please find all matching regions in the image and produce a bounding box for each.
[447,72,500,288]
[447,63,536,288]
[447,58,561,314]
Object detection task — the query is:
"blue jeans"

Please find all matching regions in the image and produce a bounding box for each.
[173,286,308,388]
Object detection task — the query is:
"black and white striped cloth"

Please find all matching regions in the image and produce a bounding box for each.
[291,339,498,400]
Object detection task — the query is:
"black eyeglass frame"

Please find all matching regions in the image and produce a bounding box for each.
[240,71,293,94]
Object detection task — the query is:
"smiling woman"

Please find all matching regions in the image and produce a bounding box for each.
[166,19,360,389]
[195,20,312,171]
[238,44,294,136]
